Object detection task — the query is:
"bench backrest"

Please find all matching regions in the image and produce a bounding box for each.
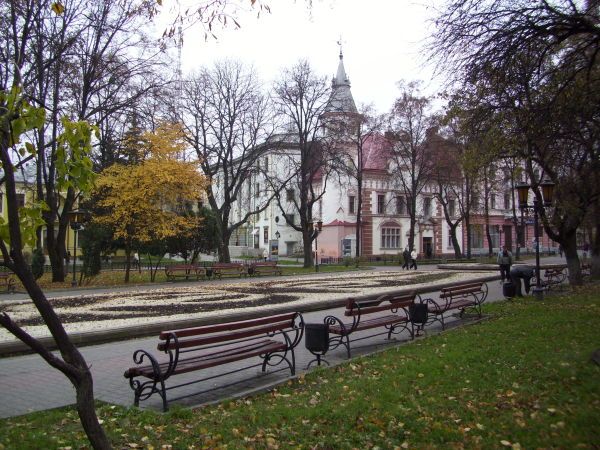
[212,263,244,269]
[158,312,300,351]
[252,262,278,267]
[344,292,417,317]
[440,282,484,299]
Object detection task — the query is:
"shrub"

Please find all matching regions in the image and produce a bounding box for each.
[30,248,45,280]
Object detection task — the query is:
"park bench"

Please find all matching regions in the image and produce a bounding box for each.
[164,264,206,282]
[124,312,304,411]
[211,262,246,279]
[532,267,567,291]
[581,263,591,279]
[423,281,488,330]
[249,261,282,276]
[323,291,420,359]
[0,271,16,293]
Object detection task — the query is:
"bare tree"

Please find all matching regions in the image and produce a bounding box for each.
[181,60,279,262]
[387,81,437,254]
[1,0,168,282]
[429,131,465,258]
[270,60,334,267]
[430,0,600,281]
[328,104,383,263]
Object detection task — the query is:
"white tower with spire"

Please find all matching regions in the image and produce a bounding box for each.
[325,44,358,114]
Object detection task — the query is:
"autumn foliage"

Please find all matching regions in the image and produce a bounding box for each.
[94,122,208,280]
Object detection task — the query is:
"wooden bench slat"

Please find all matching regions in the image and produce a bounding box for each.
[329,314,407,334]
[159,313,296,339]
[126,340,285,378]
[158,321,293,351]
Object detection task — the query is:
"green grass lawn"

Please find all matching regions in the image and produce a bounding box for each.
[1,286,598,449]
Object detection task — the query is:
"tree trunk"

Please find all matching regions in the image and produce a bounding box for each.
[591,222,600,279]
[450,226,462,258]
[8,244,112,449]
[563,232,582,285]
[124,246,131,283]
[465,216,472,259]
[303,230,314,268]
[355,177,363,267]
[485,223,493,257]
[218,241,231,263]
[75,369,112,449]
[48,247,66,282]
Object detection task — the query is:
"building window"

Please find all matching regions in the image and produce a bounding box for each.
[286,189,294,201]
[255,183,260,198]
[447,232,453,248]
[490,194,496,210]
[377,194,385,214]
[490,225,500,248]
[283,213,295,225]
[381,227,401,249]
[319,199,323,217]
[448,199,456,217]
[16,193,25,208]
[264,157,269,171]
[423,197,431,217]
[469,224,484,248]
[348,195,356,214]
[263,226,269,244]
[396,196,405,215]
[504,192,511,210]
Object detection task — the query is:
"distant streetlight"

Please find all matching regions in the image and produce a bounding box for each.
[67,209,91,287]
[515,178,555,300]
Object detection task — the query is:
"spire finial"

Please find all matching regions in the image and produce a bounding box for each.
[337,36,344,59]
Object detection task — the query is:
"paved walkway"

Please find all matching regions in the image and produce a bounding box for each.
[0,256,567,419]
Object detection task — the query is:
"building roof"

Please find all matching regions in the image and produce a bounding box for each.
[325,50,357,114]
[362,133,393,171]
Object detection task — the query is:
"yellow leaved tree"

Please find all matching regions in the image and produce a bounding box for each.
[94,122,208,282]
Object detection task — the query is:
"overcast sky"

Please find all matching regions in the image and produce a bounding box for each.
[166,0,442,114]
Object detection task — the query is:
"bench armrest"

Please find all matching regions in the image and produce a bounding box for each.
[423,296,450,313]
[324,314,353,335]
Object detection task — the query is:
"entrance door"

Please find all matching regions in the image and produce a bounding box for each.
[423,237,433,258]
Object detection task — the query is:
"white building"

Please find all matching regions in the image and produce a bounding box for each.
[223,51,462,259]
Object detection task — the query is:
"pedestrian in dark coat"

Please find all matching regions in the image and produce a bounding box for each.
[402,247,410,270]
[497,245,513,282]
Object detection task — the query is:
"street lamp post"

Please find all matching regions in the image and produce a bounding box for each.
[310,220,323,272]
[67,209,90,288]
[515,178,555,300]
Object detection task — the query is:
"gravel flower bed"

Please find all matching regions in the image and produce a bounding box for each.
[0,270,495,342]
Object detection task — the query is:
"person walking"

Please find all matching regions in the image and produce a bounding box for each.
[133,252,141,272]
[409,248,418,270]
[402,246,410,270]
[497,245,513,282]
